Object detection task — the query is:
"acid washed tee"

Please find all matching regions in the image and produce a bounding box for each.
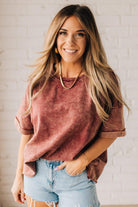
[15,70,126,182]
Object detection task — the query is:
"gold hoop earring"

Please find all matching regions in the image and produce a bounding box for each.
[55,47,59,54]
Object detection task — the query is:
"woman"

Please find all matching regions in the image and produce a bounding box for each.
[11,4,129,207]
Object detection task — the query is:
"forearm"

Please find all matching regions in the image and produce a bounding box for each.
[79,136,117,166]
[16,134,33,177]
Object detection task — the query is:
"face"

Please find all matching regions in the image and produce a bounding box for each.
[56,16,87,64]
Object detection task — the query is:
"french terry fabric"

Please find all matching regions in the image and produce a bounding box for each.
[15,69,126,182]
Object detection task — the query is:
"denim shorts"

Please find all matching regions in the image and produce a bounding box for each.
[24,158,100,207]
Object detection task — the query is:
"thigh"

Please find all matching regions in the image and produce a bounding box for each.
[24,159,59,203]
[26,195,59,207]
[26,195,49,207]
[58,185,100,207]
[55,168,100,207]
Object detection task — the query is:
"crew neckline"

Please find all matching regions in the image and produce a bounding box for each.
[54,73,86,82]
[52,65,86,82]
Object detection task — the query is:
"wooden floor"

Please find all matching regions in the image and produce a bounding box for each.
[102,205,138,207]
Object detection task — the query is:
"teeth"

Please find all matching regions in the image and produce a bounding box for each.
[65,49,76,53]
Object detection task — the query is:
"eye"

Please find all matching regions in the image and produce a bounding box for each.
[59,31,67,36]
[77,32,85,37]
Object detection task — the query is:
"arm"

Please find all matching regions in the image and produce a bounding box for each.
[16,134,33,176]
[79,136,117,166]
[56,136,117,175]
[11,134,33,204]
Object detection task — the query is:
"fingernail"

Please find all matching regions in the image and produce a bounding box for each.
[54,167,58,171]
[21,198,24,202]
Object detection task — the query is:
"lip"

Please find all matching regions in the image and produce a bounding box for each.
[64,48,78,54]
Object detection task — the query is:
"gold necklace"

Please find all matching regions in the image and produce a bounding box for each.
[59,62,83,89]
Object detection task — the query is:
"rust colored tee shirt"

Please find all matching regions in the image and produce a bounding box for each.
[15,70,126,182]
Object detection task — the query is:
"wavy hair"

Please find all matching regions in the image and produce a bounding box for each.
[25,4,129,122]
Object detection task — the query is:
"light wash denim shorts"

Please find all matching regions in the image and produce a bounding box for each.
[24,158,100,207]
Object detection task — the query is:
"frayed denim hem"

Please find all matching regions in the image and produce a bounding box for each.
[29,198,94,207]
[29,197,58,207]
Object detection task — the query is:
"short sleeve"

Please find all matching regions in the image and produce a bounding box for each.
[15,83,34,135]
[98,98,126,139]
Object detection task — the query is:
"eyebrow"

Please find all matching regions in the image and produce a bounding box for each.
[60,28,85,32]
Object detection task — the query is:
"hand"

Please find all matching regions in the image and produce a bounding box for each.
[11,174,26,204]
[55,155,88,176]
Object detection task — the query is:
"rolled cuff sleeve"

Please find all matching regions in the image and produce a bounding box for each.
[99,128,126,138]
[15,116,34,135]
[15,83,34,135]
[99,99,126,139]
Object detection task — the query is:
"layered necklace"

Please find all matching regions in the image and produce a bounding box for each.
[59,62,83,89]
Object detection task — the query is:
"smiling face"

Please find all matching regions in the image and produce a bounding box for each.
[56,16,87,64]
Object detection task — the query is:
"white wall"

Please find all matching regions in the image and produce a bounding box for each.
[0,0,138,206]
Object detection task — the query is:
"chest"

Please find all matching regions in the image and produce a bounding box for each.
[31,79,96,124]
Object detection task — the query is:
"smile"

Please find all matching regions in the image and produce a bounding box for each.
[64,49,77,54]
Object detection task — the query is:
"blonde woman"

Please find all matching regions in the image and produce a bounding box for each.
[11,4,129,207]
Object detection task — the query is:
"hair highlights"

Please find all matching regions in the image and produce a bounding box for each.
[25,4,129,121]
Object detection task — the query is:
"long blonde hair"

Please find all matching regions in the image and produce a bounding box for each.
[26,4,129,122]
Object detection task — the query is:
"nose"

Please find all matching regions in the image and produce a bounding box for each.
[66,34,75,45]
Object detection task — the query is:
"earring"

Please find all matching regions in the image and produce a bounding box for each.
[55,47,59,54]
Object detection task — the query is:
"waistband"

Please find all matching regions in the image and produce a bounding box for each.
[37,158,64,168]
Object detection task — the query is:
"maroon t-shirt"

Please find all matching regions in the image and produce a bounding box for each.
[15,71,126,182]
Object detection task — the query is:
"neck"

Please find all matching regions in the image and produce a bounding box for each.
[60,61,83,78]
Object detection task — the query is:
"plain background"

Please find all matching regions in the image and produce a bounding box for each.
[0,0,138,206]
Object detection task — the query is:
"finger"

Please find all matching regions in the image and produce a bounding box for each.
[54,161,67,171]
[66,167,84,175]
[24,193,26,200]
[21,191,25,203]
[13,192,24,204]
